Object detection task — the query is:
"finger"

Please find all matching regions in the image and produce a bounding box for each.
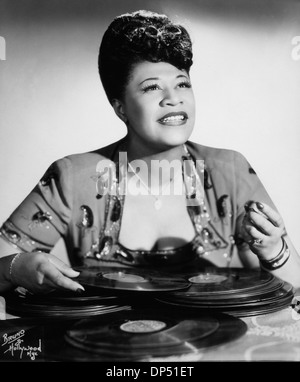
[245,201,270,221]
[256,202,284,228]
[241,215,254,240]
[47,255,80,278]
[39,262,85,292]
[243,224,265,241]
[248,211,278,236]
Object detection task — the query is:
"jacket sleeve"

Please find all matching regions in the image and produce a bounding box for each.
[0,157,73,253]
[233,151,280,260]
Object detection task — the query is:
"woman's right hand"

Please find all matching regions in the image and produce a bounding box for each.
[9,252,84,294]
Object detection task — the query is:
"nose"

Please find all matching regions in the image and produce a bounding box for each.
[160,88,182,107]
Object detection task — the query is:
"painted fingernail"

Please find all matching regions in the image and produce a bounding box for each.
[76,287,85,294]
[256,202,264,210]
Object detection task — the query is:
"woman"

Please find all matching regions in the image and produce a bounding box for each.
[0,10,299,294]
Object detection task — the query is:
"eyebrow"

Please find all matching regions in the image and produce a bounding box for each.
[139,74,188,86]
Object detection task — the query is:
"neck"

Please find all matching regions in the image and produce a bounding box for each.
[122,134,187,164]
[119,135,187,192]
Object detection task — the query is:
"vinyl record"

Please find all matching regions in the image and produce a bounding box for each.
[45,307,247,361]
[75,266,191,292]
[172,267,274,295]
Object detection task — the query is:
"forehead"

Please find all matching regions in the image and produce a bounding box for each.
[128,61,188,84]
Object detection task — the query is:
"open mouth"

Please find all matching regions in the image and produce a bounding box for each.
[158,112,188,126]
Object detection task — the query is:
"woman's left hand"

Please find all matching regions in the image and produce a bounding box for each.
[241,201,286,261]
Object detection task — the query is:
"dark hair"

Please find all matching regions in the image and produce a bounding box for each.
[98,10,193,104]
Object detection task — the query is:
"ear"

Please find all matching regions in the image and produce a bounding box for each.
[111,99,128,124]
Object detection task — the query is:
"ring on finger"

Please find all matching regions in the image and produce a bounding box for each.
[250,238,263,246]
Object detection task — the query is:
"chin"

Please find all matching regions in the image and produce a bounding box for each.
[161,131,192,147]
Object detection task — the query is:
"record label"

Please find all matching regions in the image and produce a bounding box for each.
[120,320,167,333]
[103,272,147,283]
[176,268,274,295]
[189,274,228,284]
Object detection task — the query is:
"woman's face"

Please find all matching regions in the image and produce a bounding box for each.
[118,61,195,151]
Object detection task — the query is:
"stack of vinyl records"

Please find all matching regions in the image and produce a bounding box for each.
[155,267,294,317]
[3,267,191,320]
[4,287,132,319]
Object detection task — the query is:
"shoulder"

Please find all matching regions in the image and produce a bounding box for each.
[52,139,122,175]
[186,141,250,170]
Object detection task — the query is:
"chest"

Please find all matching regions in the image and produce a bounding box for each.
[118,193,195,250]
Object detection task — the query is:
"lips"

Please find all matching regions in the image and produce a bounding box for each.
[158,112,188,126]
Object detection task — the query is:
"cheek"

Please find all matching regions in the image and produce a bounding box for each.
[187,93,195,111]
[126,100,150,124]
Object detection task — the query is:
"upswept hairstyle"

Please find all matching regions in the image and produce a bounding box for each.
[98,10,193,104]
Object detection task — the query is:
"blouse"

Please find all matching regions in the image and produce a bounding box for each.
[0,139,278,271]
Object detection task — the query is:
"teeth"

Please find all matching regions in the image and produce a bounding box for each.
[162,115,185,122]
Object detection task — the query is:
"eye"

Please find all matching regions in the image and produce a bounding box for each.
[141,83,161,93]
[177,81,192,89]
